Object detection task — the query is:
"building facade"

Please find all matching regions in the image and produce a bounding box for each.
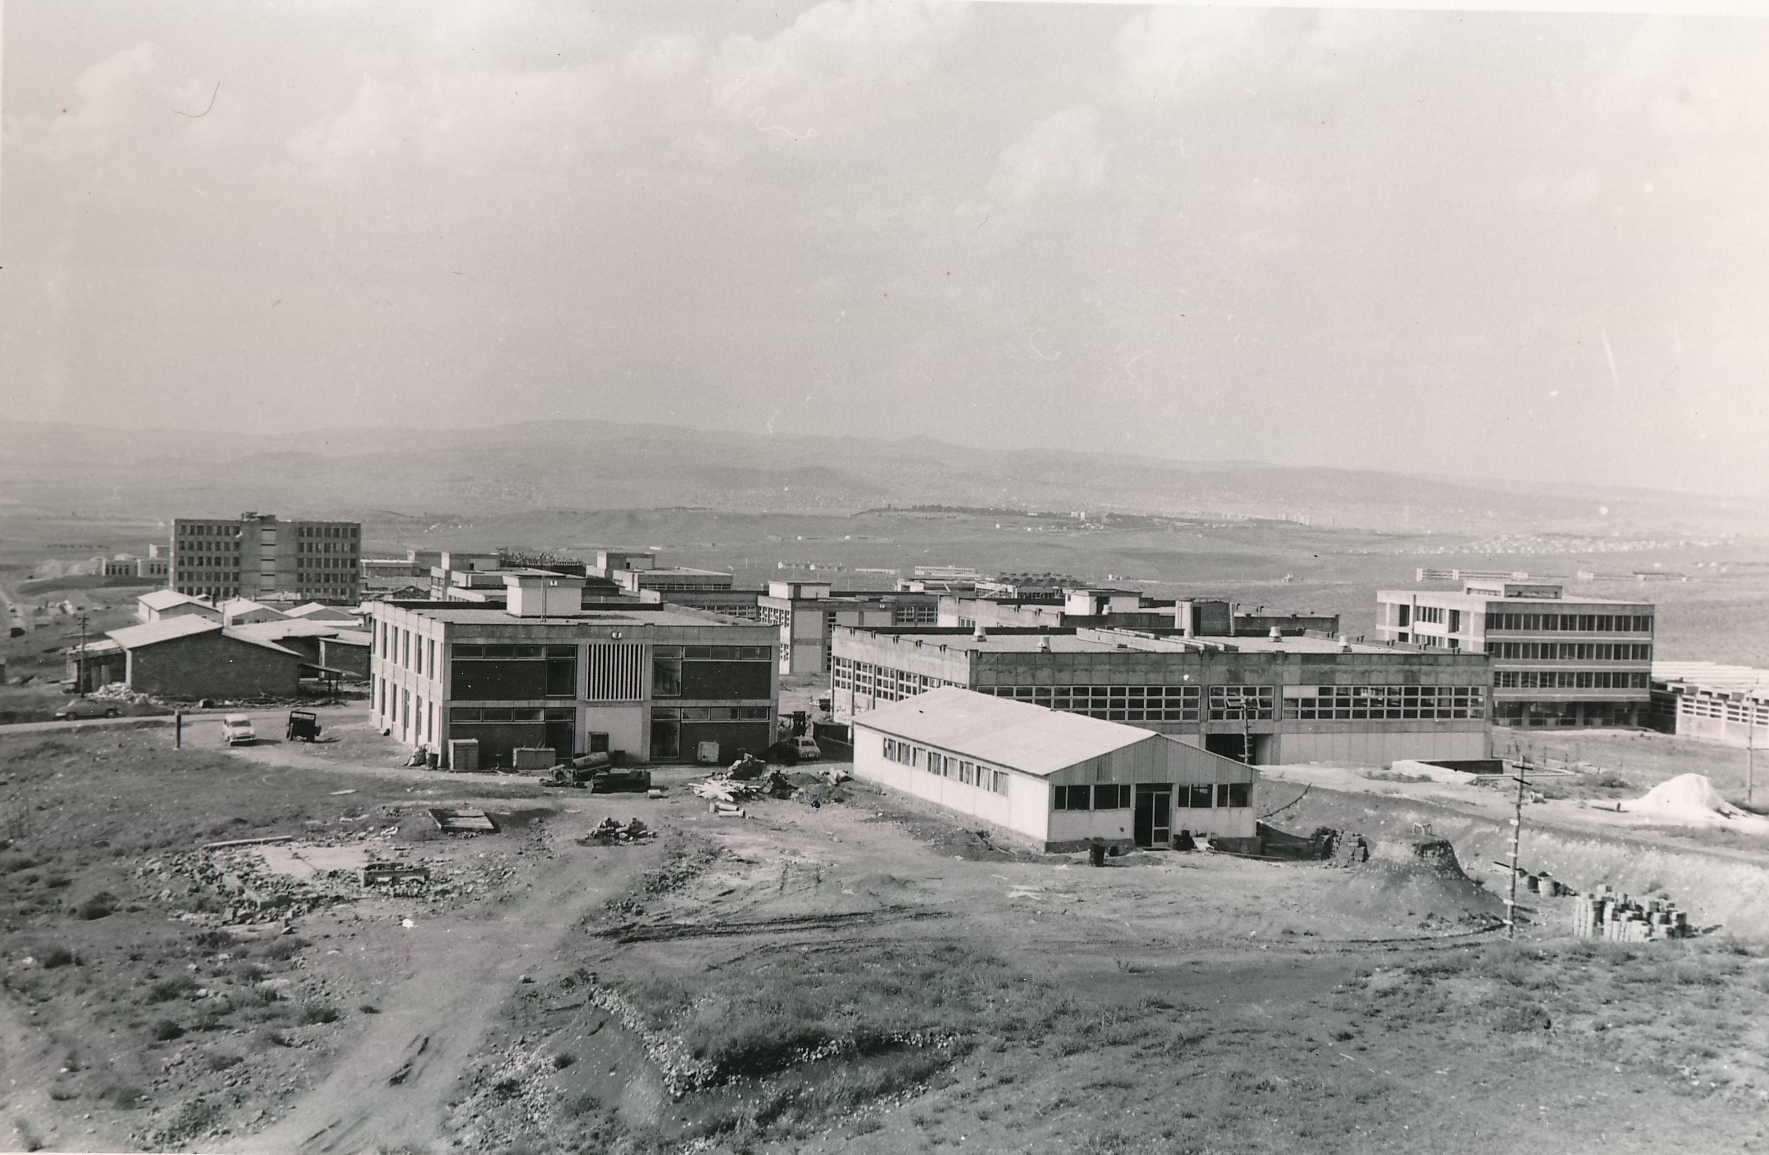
[171,512,361,604]
[852,687,1257,851]
[759,581,940,676]
[1650,662,1769,749]
[369,573,779,767]
[1374,581,1654,728]
[832,626,1492,766]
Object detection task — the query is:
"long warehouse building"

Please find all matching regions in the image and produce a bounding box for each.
[832,626,1492,765]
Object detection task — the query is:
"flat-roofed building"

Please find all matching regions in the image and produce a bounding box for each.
[832,626,1491,766]
[1375,581,1654,728]
[368,573,778,768]
[853,686,1256,851]
[759,580,940,676]
[1650,662,1769,749]
[171,512,361,604]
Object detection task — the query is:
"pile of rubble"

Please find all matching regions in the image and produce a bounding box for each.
[578,817,654,846]
[86,682,160,705]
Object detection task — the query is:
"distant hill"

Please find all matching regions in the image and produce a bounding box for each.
[0,418,1761,537]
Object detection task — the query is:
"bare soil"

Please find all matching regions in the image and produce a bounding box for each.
[3,712,1769,1154]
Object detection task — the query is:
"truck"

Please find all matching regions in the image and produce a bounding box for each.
[538,751,652,793]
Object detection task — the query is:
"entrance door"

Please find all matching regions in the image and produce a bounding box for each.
[544,717,576,761]
[1133,786,1172,848]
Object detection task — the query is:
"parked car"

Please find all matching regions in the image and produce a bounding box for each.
[792,735,822,762]
[221,714,257,746]
[54,698,121,720]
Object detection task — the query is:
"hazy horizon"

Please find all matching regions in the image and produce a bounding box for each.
[5,1,1767,495]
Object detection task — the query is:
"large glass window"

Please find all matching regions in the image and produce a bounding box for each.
[652,647,682,698]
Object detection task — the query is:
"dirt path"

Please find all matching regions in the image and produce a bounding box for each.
[240,840,653,1155]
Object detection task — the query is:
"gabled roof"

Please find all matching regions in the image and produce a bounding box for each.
[853,686,1156,777]
[231,619,354,644]
[284,602,362,622]
[139,589,211,612]
[108,617,304,659]
[220,598,288,621]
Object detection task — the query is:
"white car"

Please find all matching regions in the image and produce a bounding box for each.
[221,714,257,746]
[792,735,822,762]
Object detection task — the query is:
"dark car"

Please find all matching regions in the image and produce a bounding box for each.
[54,699,121,720]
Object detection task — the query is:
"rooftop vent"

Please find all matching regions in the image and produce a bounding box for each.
[1037,636,1050,652]
[1269,626,1283,642]
[973,624,987,641]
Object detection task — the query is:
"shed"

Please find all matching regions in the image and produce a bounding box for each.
[108,617,305,700]
[137,590,221,624]
[852,686,1256,852]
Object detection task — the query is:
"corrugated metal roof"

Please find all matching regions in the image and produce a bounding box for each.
[852,686,1155,777]
[108,616,304,659]
[138,589,210,611]
[1653,661,1769,699]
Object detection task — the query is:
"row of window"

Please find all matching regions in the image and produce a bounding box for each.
[298,525,359,539]
[1491,643,1651,661]
[1053,783,1252,811]
[980,684,1203,722]
[1281,685,1486,720]
[651,706,774,721]
[1487,613,1652,633]
[447,706,575,722]
[1495,671,1650,689]
[881,737,1011,795]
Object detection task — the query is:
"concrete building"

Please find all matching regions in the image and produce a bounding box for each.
[759,581,940,676]
[852,686,1257,851]
[368,572,778,767]
[1375,581,1654,728]
[171,513,361,604]
[594,551,763,620]
[105,617,306,700]
[1650,663,1769,749]
[362,550,443,594]
[831,626,1491,765]
[230,620,372,680]
[137,590,222,624]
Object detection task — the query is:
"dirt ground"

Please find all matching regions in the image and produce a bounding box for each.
[4,712,1769,1154]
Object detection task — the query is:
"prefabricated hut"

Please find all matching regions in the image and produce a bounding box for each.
[852,686,1256,852]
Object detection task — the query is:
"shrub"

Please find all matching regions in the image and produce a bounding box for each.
[551,1053,576,1070]
[297,1002,340,1025]
[145,976,197,1004]
[152,1019,185,1041]
[39,948,76,970]
[76,892,117,920]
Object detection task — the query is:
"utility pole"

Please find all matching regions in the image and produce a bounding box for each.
[1505,753,1529,940]
[77,612,89,697]
[1748,684,1758,809]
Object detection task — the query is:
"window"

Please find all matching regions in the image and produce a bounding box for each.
[1054,785,1091,811]
[991,770,1009,795]
[1093,784,1131,809]
[652,647,682,697]
[1175,785,1214,809]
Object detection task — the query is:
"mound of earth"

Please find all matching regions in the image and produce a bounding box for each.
[1324,837,1504,927]
[1630,773,1741,820]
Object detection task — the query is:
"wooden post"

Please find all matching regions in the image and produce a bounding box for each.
[174,710,182,750]
[1505,756,1527,939]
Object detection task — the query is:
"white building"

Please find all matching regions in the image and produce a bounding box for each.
[852,686,1257,853]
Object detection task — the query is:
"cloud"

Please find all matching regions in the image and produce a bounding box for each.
[1112,7,1406,107]
[963,106,1108,237]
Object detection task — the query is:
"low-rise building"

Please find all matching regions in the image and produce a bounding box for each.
[1650,662,1769,749]
[362,550,443,594]
[1375,580,1654,728]
[106,618,306,699]
[219,598,291,626]
[369,573,778,767]
[137,590,222,624]
[852,686,1257,851]
[832,625,1491,765]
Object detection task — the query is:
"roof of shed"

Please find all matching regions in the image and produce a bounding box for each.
[852,686,1156,777]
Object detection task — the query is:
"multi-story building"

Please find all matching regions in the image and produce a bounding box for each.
[1374,581,1653,728]
[362,549,443,594]
[759,581,940,676]
[369,572,778,767]
[171,512,361,604]
[832,625,1491,765]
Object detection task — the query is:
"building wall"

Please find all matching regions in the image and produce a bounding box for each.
[852,723,1256,852]
[829,629,1491,766]
[318,639,370,680]
[125,632,302,699]
[1374,588,1653,727]
[367,604,778,766]
[173,515,361,603]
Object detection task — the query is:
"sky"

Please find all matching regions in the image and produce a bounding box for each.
[3,1,1766,494]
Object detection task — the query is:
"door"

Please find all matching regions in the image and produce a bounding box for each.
[544,717,576,761]
[1133,786,1172,848]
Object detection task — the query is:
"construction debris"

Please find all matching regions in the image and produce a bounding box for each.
[579,817,655,845]
[1573,885,1692,941]
[202,835,295,850]
[361,863,432,888]
[429,807,498,834]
